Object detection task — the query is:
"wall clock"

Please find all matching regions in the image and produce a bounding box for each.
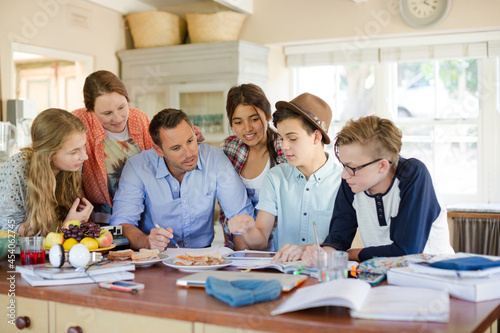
[399,0,451,29]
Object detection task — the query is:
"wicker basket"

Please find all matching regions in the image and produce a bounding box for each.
[126,11,186,48]
[186,11,246,44]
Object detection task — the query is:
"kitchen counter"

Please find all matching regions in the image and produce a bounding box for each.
[1,258,499,333]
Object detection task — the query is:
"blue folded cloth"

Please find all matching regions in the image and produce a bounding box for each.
[429,257,500,270]
[205,277,282,307]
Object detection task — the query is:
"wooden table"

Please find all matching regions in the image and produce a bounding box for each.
[1,259,499,333]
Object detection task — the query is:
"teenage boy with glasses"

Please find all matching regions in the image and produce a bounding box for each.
[303,115,454,266]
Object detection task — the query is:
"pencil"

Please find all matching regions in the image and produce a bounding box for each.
[313,221,321,254]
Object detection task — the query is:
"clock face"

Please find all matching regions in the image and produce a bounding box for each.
[399,0,451,29]
[409,0,440,19]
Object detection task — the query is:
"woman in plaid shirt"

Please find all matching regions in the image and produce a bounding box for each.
[219,84,286,250]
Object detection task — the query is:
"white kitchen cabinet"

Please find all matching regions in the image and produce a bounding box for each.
[117,40,269,144]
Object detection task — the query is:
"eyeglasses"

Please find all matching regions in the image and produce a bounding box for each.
[335,148,391,176]
[339,158,383,176]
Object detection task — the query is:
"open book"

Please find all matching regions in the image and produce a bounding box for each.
[271,279,450,322]
[232,260,313,274]
[231,259,359,277]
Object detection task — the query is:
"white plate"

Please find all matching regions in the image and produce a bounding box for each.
[162,258,231,272]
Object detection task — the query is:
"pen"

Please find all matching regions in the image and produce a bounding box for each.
[153,222,179,248]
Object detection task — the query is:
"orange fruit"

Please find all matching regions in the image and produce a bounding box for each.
[63,238,78,251]
[80,237,99,251]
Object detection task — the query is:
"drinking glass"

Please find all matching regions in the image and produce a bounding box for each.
[20,236,46,265]
[318,250,348,282]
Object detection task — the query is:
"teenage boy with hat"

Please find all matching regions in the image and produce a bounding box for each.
[302,115,454,267]
[228,93,343,262]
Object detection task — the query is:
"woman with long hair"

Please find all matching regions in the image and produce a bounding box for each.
[0,108,93,236]
[219,83,286,250]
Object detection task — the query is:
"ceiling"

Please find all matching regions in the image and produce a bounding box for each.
[86,0,253,15]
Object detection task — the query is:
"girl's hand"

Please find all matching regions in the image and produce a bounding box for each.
[65,198,93,223]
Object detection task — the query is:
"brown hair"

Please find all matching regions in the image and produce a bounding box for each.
[226,84,278,166]
[335,115,402,165]
[21,108,87,236]
[83,70,129,112]
[149,108,192,146]
[272,107,318,138]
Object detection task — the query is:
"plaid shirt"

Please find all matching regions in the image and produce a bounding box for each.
[219,135,286,249]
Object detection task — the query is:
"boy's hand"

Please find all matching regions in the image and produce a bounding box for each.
[272,244,307,263]
[347,248,362,262]
[228,214,255,235]
[301,244,319,268]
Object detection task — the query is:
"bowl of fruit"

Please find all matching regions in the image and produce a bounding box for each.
[0,230,18,261]
[45,219,114,252]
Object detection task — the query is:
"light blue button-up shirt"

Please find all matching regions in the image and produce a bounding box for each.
[110,144,254,248]
[256,154,343,250]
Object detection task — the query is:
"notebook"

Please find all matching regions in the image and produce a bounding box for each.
[176,270,307,292]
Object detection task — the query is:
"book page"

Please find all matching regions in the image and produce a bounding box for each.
[271,279,371,315]
[351,286,449,322]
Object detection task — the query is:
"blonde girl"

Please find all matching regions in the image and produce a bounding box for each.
[0,108,93,236]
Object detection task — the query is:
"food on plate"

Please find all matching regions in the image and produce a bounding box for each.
[107,249,134,261]
[95,229,113,248]
[107,248,160,262]
[80,237,99,251]
[62,219,81,229]
[44,232,64,249]
[63,238,78,251]
[174,251,225,266]
[132,249,160,261]
[62,221,103,243]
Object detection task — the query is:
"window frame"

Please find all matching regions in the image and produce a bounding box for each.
[287,32,500,206]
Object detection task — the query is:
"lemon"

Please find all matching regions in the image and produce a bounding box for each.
[80,237,99,251]
[63,238,78,251]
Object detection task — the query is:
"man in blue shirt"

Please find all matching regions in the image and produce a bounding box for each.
[228,93,343,262]
[110,109,254,250]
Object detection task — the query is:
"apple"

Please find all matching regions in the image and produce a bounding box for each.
[45,232,64,250]
[63,219,81,229]
[95,229,113,248]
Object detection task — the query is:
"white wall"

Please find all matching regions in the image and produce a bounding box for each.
[0,0,127,118]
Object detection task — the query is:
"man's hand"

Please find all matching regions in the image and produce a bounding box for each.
[148,226,174,251]
[272,244,307,263]
[228,215,256,235]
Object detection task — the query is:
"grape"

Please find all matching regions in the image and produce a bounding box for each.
[76,237,82,242]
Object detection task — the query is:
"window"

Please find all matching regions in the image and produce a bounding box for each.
[395,59,479,196]
[288,33,500,205]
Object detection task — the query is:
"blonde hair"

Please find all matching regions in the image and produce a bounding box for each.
[21,109,87,236]
[335,115,402,165]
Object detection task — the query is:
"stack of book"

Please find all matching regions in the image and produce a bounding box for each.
[387,253,500,302]
[16,261,136,287]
